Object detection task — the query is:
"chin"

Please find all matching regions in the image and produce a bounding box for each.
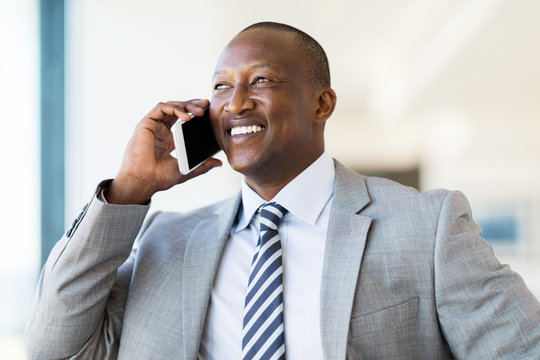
[226,151,266,176]
[228,159,258,175]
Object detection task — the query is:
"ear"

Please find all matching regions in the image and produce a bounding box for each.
[313,88,337,124]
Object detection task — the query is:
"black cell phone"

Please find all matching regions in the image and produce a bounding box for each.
[171,108,221,174]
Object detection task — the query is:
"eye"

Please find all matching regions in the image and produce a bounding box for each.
[214,83,230,91]
[253,76,270,84]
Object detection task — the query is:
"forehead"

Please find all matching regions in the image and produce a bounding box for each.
[214,29,302,75]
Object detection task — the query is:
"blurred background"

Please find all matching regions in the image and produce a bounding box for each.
[2,0,539,358]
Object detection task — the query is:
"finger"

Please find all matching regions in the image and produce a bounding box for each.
[135,117,173,143]
[167,99,210,118]
[145,102,191,127]
[168,99,210,110]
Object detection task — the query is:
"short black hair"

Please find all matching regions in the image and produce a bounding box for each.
[241,22,331,88]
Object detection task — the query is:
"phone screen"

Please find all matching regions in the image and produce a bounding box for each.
[181,109,221,169]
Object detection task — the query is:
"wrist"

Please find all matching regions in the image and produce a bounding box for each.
[105,176,153,205]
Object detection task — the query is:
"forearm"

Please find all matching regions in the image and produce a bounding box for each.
[24,189,150,359]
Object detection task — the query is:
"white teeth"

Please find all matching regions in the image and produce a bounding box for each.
[231,125,264,136]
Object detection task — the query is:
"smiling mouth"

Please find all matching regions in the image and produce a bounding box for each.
[230,125,265,136]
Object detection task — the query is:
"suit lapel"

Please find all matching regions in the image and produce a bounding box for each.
[181,194,241,359]
[321,161,373,359]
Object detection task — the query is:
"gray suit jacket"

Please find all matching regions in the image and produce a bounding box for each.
[25,161,540,359]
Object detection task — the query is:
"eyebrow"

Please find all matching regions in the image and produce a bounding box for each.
[213,62,283,77]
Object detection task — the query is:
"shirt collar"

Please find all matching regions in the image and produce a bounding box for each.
[235,152,335,232]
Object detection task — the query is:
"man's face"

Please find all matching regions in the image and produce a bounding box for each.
[210,29,324,184]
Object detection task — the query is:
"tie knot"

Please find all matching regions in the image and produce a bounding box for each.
[259,202,288,231]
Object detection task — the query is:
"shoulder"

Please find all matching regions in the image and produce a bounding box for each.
[333,160,473,234]
[365,175,450,209]
[364,175,473,223]
[362,176,449,236]
[334,159,452,213]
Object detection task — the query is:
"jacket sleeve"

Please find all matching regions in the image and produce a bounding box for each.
[24,182,152,359]
[434,190,540,359]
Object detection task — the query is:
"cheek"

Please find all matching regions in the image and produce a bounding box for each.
[273,100,308,130]
[266,101,299,130]
[209,100,221,121]
[209,112,226,150]
[209,100,227,126]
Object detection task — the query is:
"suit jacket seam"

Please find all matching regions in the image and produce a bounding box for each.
[431,189,455,355]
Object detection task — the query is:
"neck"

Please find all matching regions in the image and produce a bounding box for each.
[245,175,296,201]
[244,151,323,201]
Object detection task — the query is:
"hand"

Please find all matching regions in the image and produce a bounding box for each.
[105,100,222,205]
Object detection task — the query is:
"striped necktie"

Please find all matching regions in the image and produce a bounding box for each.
[242,202,288,360]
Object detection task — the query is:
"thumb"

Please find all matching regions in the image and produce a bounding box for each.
[175,157,223,184]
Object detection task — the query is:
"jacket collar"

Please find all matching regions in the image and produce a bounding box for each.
[320,160,373,359]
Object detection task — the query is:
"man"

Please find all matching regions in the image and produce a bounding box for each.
[25,22,540,359]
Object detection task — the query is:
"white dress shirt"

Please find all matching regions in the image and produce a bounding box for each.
[199,152,336,359]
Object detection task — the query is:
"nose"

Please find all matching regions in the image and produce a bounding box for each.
[224,84,255,114]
